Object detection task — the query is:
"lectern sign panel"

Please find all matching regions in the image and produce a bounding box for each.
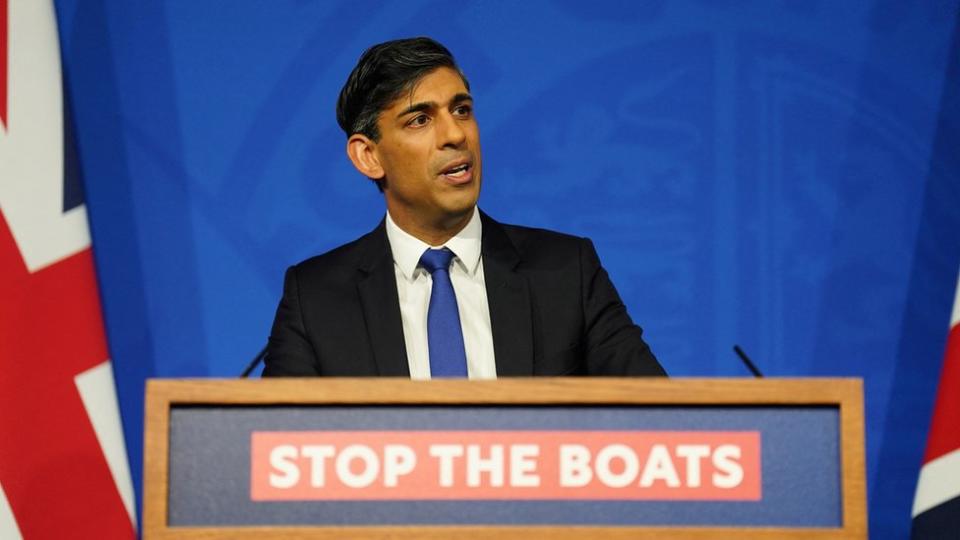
[145,379,866,538]
[250,430,761,501]
[167,405,838,527]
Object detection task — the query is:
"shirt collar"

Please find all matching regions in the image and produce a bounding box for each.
[385,206,483,281]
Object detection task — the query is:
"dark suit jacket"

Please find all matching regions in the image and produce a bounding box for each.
[264,211,664,377]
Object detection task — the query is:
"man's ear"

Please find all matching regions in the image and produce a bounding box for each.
[346,134,385,181]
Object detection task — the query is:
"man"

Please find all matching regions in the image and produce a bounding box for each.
[264,37,664,378]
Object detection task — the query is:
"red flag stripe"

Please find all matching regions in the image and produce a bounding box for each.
[0,213,134,538]
[923,265,960,465]
[922,322,960,464]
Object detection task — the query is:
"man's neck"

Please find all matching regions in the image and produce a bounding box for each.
[387,207,475,247]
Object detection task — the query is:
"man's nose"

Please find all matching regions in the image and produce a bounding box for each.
[436,112,467,148]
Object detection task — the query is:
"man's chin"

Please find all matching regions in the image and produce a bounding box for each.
[443,192,480,215]
[440,204,476,221]
[432,198,478,227]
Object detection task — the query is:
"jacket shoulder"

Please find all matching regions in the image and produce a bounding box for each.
[492,218,591,265]
[498,220,585,245]
[289,224,387,282]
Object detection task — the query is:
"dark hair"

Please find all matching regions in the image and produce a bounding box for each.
[336,37,470,141]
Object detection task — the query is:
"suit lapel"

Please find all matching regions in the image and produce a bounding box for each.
[480,212,534,376]
[356,221,410,376]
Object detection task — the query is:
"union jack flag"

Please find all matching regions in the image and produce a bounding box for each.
[912,267,960,537]
[0,0,135,537]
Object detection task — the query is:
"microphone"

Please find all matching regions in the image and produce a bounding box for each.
[241,345,268,378]
[733,345,763,378]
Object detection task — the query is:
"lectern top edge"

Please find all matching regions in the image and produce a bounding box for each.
[145,377,862,406]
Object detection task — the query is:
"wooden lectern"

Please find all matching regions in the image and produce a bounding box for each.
[143,378,866,539]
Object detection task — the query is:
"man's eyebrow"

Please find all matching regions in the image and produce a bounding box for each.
[395,93,474,119]
[396,101,435,118]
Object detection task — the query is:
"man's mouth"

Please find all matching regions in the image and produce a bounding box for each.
[442,163,470,178]
[439,160,473,184]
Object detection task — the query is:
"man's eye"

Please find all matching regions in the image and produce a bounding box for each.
[454,105,472,117]
[408,114,429,127]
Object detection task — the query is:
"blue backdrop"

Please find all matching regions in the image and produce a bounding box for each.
[53,1,960,537]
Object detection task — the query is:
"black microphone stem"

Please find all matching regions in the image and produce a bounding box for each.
[241,345,268,378]
[733,344,764,378]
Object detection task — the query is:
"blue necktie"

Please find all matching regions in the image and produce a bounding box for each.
[419,248,468,377]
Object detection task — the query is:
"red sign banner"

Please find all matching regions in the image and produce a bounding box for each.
[251,431,761,501]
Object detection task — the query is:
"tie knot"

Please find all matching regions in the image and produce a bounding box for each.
[419,248,455,274]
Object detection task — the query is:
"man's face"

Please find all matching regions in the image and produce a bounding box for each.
[371,67,482,234]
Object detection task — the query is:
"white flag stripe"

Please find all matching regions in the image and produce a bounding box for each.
[912,447,960,517]
[0,0,91,272]
[75,362,137,528]
[951,270,960,328]
[0,482,23,540]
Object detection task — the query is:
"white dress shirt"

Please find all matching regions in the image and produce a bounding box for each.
[385,207,497,380]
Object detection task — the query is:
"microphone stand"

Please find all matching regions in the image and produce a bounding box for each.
[241,345,268,378]
[733,345,764,378]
